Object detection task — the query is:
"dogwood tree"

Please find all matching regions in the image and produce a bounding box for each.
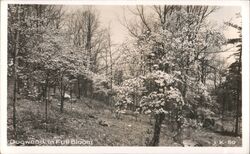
[114,77,145,111]
[118,5,226,146]
[8,4,65,136]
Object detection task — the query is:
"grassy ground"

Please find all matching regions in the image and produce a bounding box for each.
[7,96,242,146]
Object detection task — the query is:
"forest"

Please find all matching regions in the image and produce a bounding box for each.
[7,5,242,146]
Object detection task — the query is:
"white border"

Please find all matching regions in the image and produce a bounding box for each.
[0,0,248,6]
[0,0,249,154]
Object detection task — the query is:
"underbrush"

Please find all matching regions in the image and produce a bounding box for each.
[7,97,242,146]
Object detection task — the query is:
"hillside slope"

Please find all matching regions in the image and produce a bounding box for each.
[7,95,241,146]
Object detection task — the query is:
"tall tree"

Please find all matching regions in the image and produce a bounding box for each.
[224,20,242,136]
[120,5,224,146]
[65,7,108,99]
[9,4,21,139]
[8,5,66,134]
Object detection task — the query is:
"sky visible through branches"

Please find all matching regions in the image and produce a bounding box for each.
[66,5,241,44]
[65,5,241,64]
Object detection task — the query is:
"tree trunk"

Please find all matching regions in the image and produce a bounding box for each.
[213,70,217,89]
[60,75,64,113]
[86,10,92,71]
[235,50,242,136]
[174,113,184,146]
[44,75,49,129]
[45,92,48,131]
[108,30,113,106]
[89,80,93,103]
[221,94,225,123]
[77,76,81,99]
[45,82,48,123]
[235,86,241,136]
[149,113,165,146]
[12,5,20,140]
[12,71,17,139]
[235,99,239,136]
[53,85,56,95]
[83,78,87,97]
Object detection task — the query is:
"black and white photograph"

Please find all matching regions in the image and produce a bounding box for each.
[0,0,249,154]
